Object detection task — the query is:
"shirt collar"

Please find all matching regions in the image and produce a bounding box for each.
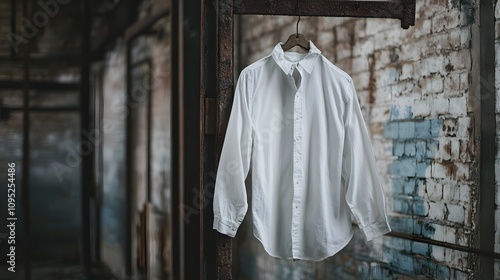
[271,40,322,75]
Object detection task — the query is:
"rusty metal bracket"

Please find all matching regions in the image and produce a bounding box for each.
[204,98,217,135]
[234,0,416,29]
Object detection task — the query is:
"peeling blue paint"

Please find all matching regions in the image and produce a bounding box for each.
[422,222,436,238]
[413,200,428,216]
[412,242,431,257]
[390,104,413,120]
[382,113,450,279]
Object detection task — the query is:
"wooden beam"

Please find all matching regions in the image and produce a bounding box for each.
[234,0,416,29]
[215,0,234,279]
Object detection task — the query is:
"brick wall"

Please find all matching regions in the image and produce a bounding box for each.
[233,0,482,278]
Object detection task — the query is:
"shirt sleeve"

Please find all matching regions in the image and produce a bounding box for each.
[212,70,253,238]
[342,78,391,242]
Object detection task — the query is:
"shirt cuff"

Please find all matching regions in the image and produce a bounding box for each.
[361,220,391,241]
[213,216,241,238]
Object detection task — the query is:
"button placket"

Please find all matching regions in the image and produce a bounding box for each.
[291,69,304,257]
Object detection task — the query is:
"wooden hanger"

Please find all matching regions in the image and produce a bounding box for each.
[281,6,310,52]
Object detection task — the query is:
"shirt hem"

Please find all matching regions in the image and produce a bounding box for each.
[252,229,354,262]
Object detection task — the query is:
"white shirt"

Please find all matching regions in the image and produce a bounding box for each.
[212,40,391,261]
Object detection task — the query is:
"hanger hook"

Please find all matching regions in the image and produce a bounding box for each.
[296,4,300,38]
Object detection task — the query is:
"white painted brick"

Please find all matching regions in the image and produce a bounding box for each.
[459,72,469,93]
[444,248,467,269]
[432,11,461,33]
[335,24,353,43]
[449,28,462,50]
[374,50,392,71]
[464,205,472,226]
[450,139,460,160]
[414,18,432,38]
[455,162,470,180]
[391,82,407,98]
[446,204,465,223]
[378,85,393,103]
[436,138,452,161]
[460,26,471,47]
[457,229,469,247]
[432,161,449,178]
[400,63,414,80]
[353,19,367,41]
[429,201,446,220]
[459,139,474,162]
[457,117,472,138]
[351,56,370,73]
[449,96,467,117]
[318,30,334,49]
[431,75,445,94]
[370,105,391,123]
[412,99,431,118]
[426,181,443,200]
[390,97,414,120]
[432,223,446,241]
[447,49,472,71]
[336,42,352,61]
[431,96,449,115]
[432,245,445,262]
[420,56,445,76]
[496,0,500,19]
[375,67,399,88]
[443,226,457,244]
[459,184,470,204]
[353,38,374,57]
[374,28,405,50]
[398,81,417,98]
[317,16,338,29]
[443,73,461,96]
[417,179,427,197]
[365,18,396,36]
[399,40,421,61]
[443,182,460,203]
